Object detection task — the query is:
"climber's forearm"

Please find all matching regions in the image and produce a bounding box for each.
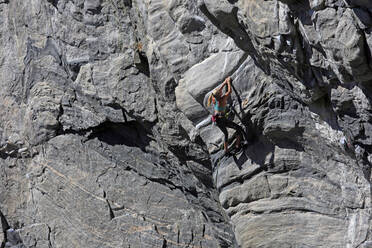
[217,80,227,91]
[226,78,231,96]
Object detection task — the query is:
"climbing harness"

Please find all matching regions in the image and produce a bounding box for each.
[211,108,232,125]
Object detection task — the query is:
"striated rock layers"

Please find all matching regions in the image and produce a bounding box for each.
[1,0,372,247]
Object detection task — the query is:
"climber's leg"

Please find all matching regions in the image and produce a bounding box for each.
[224,119,244,148]
[216,117,229,153]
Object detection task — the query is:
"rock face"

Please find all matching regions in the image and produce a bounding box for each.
[1,0,372,247]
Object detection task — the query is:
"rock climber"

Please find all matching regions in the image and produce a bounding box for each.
[207,76,245,154]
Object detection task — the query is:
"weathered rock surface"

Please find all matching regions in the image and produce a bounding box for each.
[1,0,372,247]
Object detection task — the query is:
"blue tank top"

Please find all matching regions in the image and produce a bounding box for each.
[214,102,226,112]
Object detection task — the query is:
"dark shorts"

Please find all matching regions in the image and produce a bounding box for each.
[215,115,244,143]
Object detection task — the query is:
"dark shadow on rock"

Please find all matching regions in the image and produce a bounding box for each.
[211,134,274,172]
[230,80,244,119]
[348,31,372,82]
[361,31,372,71]
[86,6,102,15]
[359,80,372,103]
[180,16,206,34]
[46,0,58,8]
[87,121,152,152]
[0,143,21,160]
[344,0,372,9]
[232,135,274,170]
[0,153,7,160]
[124,0,132,7]
[353,8,372,29]
[229,80,256,143]
[67,62,84,81]
[242,113,256,142]
[0,211,9,248]
[135,51,150,77]
[274,136,305,152]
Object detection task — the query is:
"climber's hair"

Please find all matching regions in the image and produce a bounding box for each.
[207,93,213,107]
[207,89,218,107]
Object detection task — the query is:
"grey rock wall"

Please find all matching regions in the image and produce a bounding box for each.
[0,0,236,247]
[1,0,372,247]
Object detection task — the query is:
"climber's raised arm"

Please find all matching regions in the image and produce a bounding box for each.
[217,79,227,92]
[224,77,231,97]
